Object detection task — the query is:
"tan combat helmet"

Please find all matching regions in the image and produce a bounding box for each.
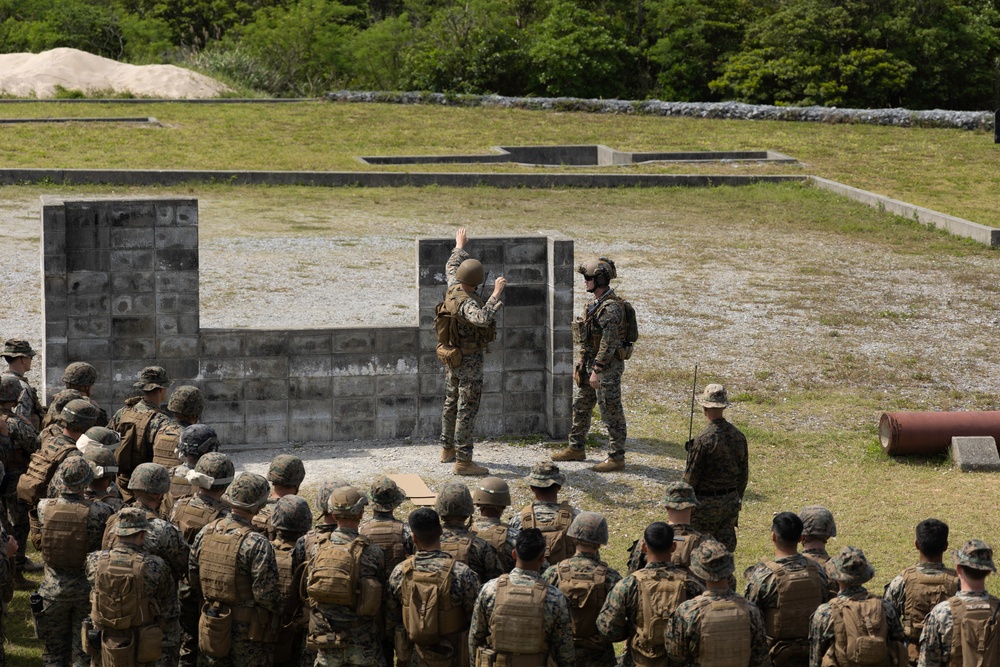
[456,259,485,286]
[578,257,617,289]
[473,477,511,508]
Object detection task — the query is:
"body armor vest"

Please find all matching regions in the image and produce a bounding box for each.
[360,519,408,576]
[900,565,958,657]
[40,499,92,569]
[489,575,549,662]
[520,502,575,565]
[443,284,496,352]
[948,595,1000,667]
[763,558,827,640]
[555,559,608,648]
[631,567,687,667]
[699,597,753,667]
[172,497,225,544]
[199,518,255,606]
[440,534,474,566]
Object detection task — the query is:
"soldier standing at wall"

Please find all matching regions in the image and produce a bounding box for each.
[388,507,480,667]
[552,258,629,472]
[666,539,771,667]
[270,495,312,667]
[509,462,580,566]
[162,424,221,517]
[438,227,507,477]
[301,485,386,667]
[2,338,44,430]
[108,366,177,501]
[469,527,576,667]
[542,512,622,667]
[32,456,114,667]
[253,454,306,538]
[152,385,205,467]
[627,482,706,576]
[0,375,41,584]
[189,471,282,667]
[42,362,108,429]
[683,384,748,552]
[471,477,517,573]
[85,507,174,667]
[436,482,504,585]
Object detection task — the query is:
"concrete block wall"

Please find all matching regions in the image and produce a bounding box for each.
[41,196,574,446]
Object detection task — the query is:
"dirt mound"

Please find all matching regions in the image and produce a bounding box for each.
[0,47,230,99]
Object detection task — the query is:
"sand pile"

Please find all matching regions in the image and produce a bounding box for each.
[0,47,230,98]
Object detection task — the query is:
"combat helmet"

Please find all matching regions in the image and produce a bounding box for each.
[268,455,306,488]
[0,376,22,403]
[799,506,837,539]
[83,447,118,480]
[224,472,271,510]
[128,463,171,494]
[315,476,349,515]
[271,495,313,534]
[456,259,485,286]
[369,475,406,512]
[61,456,95,493]
[62,362,97,387]
[578,257,617,289]
[177,424,220,459]
[168,386,204,418]
[435,482,474,518]
[326,486,368,518]
[190,452,235,490]
[84,426,122,452]
[472,477,510,508]
[567,511,609,546]
[62,398,100,431]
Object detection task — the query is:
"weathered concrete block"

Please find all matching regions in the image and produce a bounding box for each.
[289,377,333,400]
[504,348,547,371]
[200,358,245,380]
[67,272,110,295]
[111,271,155,293]
[200,331,245,358]
[154,249,198,272]
[483,372,502,393]
[112,294,155,317]
[505,241,546,265]
[377,416,417,440]
[290,400,334,421]
[506,392,545,414]
[951,437,1000,472]
[67,222,109,249]
[46,343,68,367]
[110,359,149,383]
[243,378,289,401]
[68,294,110,317]
[333,419,376,441]
[156,314,199,336]
[155,293,199,316]
[68,338,111,361]
[66,250,109,273]
[129,203,157,227]
[416,416,440,438]
[201,400,245,423]
[504,413,546,433]
[245,357,288,378]
[244,400,288,422]
[174,203,198,227]
[332,330,375,353]
[111,317,155,338]
[111,338,156,360]
[335,398,376,420]
[289,419,333,443]
[288,332,333,356]
[200,380,244,402]
[377,375,418,397]
[505,327,546,350]
[111,228,154,250]
[246,332,288,357]
[503,371,545,394]
[155,271,199,293]
[44,254,68,274]
[110,250,154,272]
[154,227,198,250]
[504,305,547,327]
[246,421,287,444]
[420,374,445,395]
[333,376,376,397]
[69,316,111,339]
[211,422,245,445]
[375,328,418,353]
[377,396,417,419]
[290,355,332,378]
[504,266,545,283]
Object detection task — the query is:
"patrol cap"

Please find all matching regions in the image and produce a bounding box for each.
[315,477,349,515]
[177,424,219,458]
[271,495,313,533]
[369,475,406,512]
[268,454,305,488]
[116,507,151,537]
[698,384,730,409]
[472,477,511,508]
[62,362,97,386]
[167,385,204,417]
[455,258,485,286]
[189,452,235,490]
[799,505,837,539]
[952,539,997,573]
[326,485,368,518]
[83,426,122,452]
[62,398,100,430]
[660,482,699,509]
[825,546,875,586]
[128,462,171,494]
[2,338,36,358]
[83,447,118,479]
[224,472,271,510]
[61,455,95,492]
[0,375,20,403]
[526,461,565,488]
[435,482,474,518]
[567,511,609,546]
[133,366,171,391]
[690,539,735,582]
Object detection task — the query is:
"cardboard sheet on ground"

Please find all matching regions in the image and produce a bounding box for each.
[388,474,437,506]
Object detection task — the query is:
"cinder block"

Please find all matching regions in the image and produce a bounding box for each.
[244,378,289,401]
[289,419,333,443]
[69,316,111,339]
[505,328,546,350]
[129,203,157,227]
[420,374,445,395]
[155,293,199,316]
[111,228,154,250]
[66,250,110,272]
[156,336,199,359]
[330,353,376,376]
[111,272,155,293]
[110,360,149,383]
[168,359,200,382]
[506,392,545,414]
[333,376,376,397]
[549,238,574,268]
[67,272,110,295]
[246,332,288,357]
[154,204,175,227]
[154,227,198,250]
[156,314,199,336]
[417,351,441,375]
[200,331,245,358]
[951,437,1000,472]
[290,400,333,421]
[332,330,375,353]
[68,295,110,317]
[200,380,244,402]
[289,377,333,400]
[480,393,503,417]
[551,330,573,352]
[504,348,547,371]
[244,400,287,422]
[551,375,574,397]
[68,338,111,361]
[418,286,446,311]
[504,413,545,434]
[245,421,287,444]
[472,242,504,266]
[155,271,199,293]
[375,328,418,353]
[482,372,502,393]
[288,332,333,355]
[377,396,417,419]
[333,419,376,441]
[154,249,198,272]
[289,355,332,378]
[417,264,447,287]
[67,223,109,250]
[549,418,572,440]
[44,254,67,274]
[503,371,545,393]
[174,203,198,227]
[211,422,246,445]
[43,321,67,339]
[200,358,245,380]
[504,306,547,327]
[334,398,376,420]
[111,294,155,317]
[245,357,288,378]
[111,338,156,360]
[377,417,417,440]
[483,352,504,373]
[504,285,547,308]
[376,375,418,396]
[418,329,438,350]
[110,250,154,272]
[46,343,68,367]
[104,204,130,228]
[504,266,545,283]
[44,229,66,255]
[111,317,155,338]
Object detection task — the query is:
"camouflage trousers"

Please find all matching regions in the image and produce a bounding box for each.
[158,616,181,667]
[690,493,741,553]
[440,351,484,461]
[179,595,200,667]
[198,621,273,667]
[2,482,30,567]
[37,596,90,667]
[568,357,626,459]
[312,623,385,667]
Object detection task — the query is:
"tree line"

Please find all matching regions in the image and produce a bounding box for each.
[2,0,999,109]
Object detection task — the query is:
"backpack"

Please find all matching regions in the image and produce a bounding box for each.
[17,444,81,506]
[92,551,152,630]
[113,404,158,476]
[435,285,497,365]
[631,568,687,666]
[827,596,895,667]
[399,558,465,646]
[949,595,1000,667]
[521,502,575,565]
[40,500,91,569]
[305,534,366,607]
[699,597,753,667]
[900,565,958,653]
[590,293,638,360]
[555,560,608,644]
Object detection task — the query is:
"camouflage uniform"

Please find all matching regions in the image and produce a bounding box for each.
[34,458,115,667]
[439,247,503,463]
[808,547,905,667]
[684,387,748,552]
[0,400,39,570]
[884,561,958,665]
[3,338,45,429]
[253,455,306,538]
[108,397,176,488]
[667,589,771,667]
[163,424,221,517]
[270,496,312,667]
[387,549,481,667]
[0,526,12,667]
[542,551,623,667]
[469,567,576,667]
[472,516,517,573]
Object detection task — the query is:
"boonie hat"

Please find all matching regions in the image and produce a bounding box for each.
[953,539,997,573]
[527,461,566,488]
[2,339,36,358]
[661,482,699,509]
[116,507,151,536]
[133,366,172,391]
[825,546,875,586]
[698,384,730,409]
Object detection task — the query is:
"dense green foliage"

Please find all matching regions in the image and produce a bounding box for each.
[3,0,999,107]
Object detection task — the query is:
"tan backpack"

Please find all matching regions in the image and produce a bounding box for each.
[900,565,958,662]
[304,534,380,616]
[555,560,608,646]
[699,596,753,667]
[762,558,827,653]
[489,575,549,659]
[113,404,158,477]
[520,502,575,565]
[631,567,687,666]
[825,595,900,667]
[398,557,466,646]
[92,550,152,630]
[360,520,408,576]
[949,595,1000,667]
[17,444,80,506]
[40,500,92,569]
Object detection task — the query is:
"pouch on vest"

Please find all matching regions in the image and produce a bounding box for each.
[556,560,607,643]
[415,641,455,667]
[305,535,365,607]
[102,633,137,667]
[81,616,100,657]
[151,429,179,468]
[40,501,91,569]
[198,602,233,658]
[833,597,891,667]
[92,552,151,631]
[248,605,279,643]
[17,445,78,506]
[699,599,752,667]
[114,407,158,476]
[951,596,1000,667]
[436,344,463,369]
[136,624,164,663]
[632,569,686,665]
[435,300,459,347]
[396,626,414,665]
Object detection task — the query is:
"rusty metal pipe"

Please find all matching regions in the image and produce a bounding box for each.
[879,411,1000,456]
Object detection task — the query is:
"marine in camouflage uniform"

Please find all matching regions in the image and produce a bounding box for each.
[85,507,174,667]
[270,496,313,667]
[799,506,837,569]
[302,485,387,667]
[151,385,205,470]
[684,384,748,552]
[162,424,220,518]
[0,375,40,578]
[387,507,480,667]
[44,362,109,429]
[82,445,126,513]
[809,546,905,667]
[509,462,581,566]
[917,540,997,667]
[189,472,282,667]
[33,457,115,667]
[437,482,504,584]
[667,539,771,667]
[626,481,706,576]
[552,257,628,472]
[471,477,517,573]
[542,512,622,667]
[2,338,45,430]
[439,227,506,476]
[469,527,576,667]
[104,463,190,667]
[253,454,306,539]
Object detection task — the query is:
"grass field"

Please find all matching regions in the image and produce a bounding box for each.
[1,101,999,664]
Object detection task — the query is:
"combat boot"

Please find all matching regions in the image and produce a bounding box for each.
[12,569,34,590]
[454,460,489,476]
[550,447,586,462]
[440,447,456,463]
[591,457,624,472]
